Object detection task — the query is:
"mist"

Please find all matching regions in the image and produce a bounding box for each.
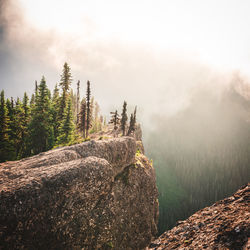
[1,0,250,234]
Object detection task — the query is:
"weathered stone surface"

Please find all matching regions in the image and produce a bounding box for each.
[0,137,158,249]
[149,183,250,250]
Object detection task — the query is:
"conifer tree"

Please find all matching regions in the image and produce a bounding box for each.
[92,101,100,133]
[19,92,31,157]
[58,89,67,121]
[35,80,38,94]
[29,76,52,154]
[86,80,91,138]
[133,106,137,124]
[6,98,16,160]
[58,62,72,122]
[52,84,61,139]
[99,115,104,131]
[56,97,75,145]
[70,89,77,122]
[127,109,136,136]
[59,62,72,93]
[76,80,80,123]
[78,98,87,138]
[109,110,120,130]
[0,91,12,162]
[120,101,128,136]
[30,93,35,107]
[14,97,25,158]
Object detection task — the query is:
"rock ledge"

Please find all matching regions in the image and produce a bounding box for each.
[0,137,159,250]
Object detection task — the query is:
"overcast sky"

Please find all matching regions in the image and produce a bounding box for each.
[1,0,250,121]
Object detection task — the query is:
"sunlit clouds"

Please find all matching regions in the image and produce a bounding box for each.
[1,0,250,121]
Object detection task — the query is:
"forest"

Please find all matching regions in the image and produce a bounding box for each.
[0,62,136,163]
[145,81,250,234]
[1,62,249,236]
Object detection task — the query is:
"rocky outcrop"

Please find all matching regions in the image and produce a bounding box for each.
[149,184,250,250]
[0,137,159,249]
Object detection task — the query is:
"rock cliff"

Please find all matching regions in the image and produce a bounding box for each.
[149,183,250,250]
[0,136,159,249]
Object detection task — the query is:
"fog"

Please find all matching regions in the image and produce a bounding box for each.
[1,0,250,118]
[1,0,250,233]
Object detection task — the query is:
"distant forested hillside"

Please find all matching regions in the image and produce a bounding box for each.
[145,81,250,234]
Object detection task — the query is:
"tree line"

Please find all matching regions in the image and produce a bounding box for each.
[0,62,138,163]
[0,63,102,162]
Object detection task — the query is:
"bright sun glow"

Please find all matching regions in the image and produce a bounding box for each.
[19,0,250,73]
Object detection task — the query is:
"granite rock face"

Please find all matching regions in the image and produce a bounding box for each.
[149,183,250,250]
[0,137,158,249]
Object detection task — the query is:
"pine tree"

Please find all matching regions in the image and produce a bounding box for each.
[76,80,80,124]
[19,92,31,157]
[58,89,67,121]
[52,84,61,140]
[78,98,87,138]
[35,80,38,94]
[14,97,25,158]
[120,101,128,136]
[59,62,72,93]
[127,110,136,136]
[92,101,100,133]
[86,80,91,138]
[0,91,12,162]
[99,115,104,131]
[71,89,78,124]
[29,76,53,154]
[109,110,120,130]
[30,93,35,106]
[133,106,137,124]
[56,97,75,145]
[6,98,16,160]
[58,62,72,122]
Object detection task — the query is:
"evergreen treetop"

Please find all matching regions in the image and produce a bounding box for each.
[59,62,72,93]
[120,101,128,136]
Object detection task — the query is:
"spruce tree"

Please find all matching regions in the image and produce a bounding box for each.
[59,62,72,93]
[133,106,137,124]
[58,89,67,121]
[52,84,61,140]
[6,98,16,160]
[30,94,35,107]
[120,101,128,136]
[14,97,25,158]
[127,112,136,136]
[76,80,80,124]
[86,80,91,138]
[0,91,12,162]
[92,101,100,133]
[19,92,31,158]
[35,80,38,94]
[78,98,87,138]
[29,76,52,154]
[56,97,75,145]
[58,62,72,122]
[109,110,120,130]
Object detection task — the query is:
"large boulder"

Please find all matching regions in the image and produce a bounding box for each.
[0,137,158,249]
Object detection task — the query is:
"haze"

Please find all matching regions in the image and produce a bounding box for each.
[1,0,250,121]
[1,0,250,234]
